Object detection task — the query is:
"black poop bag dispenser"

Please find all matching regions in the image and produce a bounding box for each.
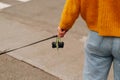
[52,37,64,48]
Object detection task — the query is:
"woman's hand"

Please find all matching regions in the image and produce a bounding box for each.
[57,27,67,38]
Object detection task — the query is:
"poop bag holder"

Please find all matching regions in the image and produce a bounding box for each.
[52,37,64,48]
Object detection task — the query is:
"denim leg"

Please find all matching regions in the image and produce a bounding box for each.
[112,38,120,80]
[113,59,120,80]
[83,31,113,80]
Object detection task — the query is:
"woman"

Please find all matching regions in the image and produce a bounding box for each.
[57,0,120,80]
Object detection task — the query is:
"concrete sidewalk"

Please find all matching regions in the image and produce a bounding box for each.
[0,0,113,80]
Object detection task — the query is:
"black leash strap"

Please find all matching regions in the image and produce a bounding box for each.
[0,35,57,55]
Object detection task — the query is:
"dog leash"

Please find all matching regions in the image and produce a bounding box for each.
[0,35,58,55]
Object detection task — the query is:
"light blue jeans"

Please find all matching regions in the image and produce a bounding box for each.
[83,31,120,80]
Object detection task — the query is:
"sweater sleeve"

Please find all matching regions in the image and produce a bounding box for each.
[59,0,80,30]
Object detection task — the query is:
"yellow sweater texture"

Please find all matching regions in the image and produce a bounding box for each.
[59,0,120,37]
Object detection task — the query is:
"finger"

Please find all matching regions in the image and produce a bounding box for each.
[57,27,66,38]
[57,31,65,37]
[57,32,64,37]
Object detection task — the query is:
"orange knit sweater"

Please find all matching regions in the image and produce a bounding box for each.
[59,0,120,37]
